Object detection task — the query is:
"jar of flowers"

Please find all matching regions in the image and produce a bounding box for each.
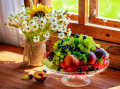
[7,0,71,67]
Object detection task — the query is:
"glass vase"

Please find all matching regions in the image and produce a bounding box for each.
[23,40,46,67]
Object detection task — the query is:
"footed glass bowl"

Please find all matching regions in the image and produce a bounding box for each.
[45,59,109,87]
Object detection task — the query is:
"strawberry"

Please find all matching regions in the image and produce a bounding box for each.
[60,63,67,68]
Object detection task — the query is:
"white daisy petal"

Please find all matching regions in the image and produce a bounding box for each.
[33,36,40,43]
[61,27,67,32]
[32,24,39,31]
[58,33,65,39]
[45,31,50,39]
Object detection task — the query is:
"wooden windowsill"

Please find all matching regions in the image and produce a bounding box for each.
[0,42,120,89]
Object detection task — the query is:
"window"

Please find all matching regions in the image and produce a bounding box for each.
[90,0,120,28]
[24,0,120,43]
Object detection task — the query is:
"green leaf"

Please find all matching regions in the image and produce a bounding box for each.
[96,44,101,47]
[99,58,103,65]
[85,53,90,58]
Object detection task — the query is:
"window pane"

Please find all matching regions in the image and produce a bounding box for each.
[99,0,120,20]
[51,0,78,14]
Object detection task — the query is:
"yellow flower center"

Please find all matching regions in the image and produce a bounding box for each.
[60,34,63,37]
[53,25,57,28]
[35,38,38,40]
[33,25,37,29]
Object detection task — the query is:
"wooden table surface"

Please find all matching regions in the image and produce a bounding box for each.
[0,43,120,89]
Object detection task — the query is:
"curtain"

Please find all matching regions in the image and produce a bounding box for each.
[0,0,24,46]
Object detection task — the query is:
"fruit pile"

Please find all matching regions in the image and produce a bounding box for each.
[42,34,109,75]
[22,70,47,82]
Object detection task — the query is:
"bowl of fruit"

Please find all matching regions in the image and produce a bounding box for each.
[42,34,109,87]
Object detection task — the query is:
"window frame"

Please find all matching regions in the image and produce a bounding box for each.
[89,0,120,28]
[24,0,120,44]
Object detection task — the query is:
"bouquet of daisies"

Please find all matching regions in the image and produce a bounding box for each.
[7,2,71,43]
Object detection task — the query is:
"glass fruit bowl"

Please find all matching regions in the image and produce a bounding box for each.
[45,59,109,87]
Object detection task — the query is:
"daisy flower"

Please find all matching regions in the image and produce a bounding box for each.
[51,23,58,31]
[40,24,44,29]
[58,19,63,24]
[33,16,38,21]
[32,24,39,31]
[39,17,46,24]
[58,33,65,39]
[57,25,62,32]
[61,27,67,32]
[25,26,31,32]
[22,21,27,27]
[33,36,40,43]
[29,20,35,26]
[50,17,57,23]
[44,31,50,39]
[46,17,50,22]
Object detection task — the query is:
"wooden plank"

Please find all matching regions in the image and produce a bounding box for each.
[78,0,89,24]
[90,17,120,28]
[68,23,120,44]
[90,0,98,18]
[24,0,30,7]
[33,0,39,5]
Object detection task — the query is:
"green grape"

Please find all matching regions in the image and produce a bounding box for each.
[65,49,69,52]
[54,43,58,46]
[60,59,64,62]
[60,55,64,59]
[72,43,75,48]
[56,57,59,60]
[63,42,66,45]
[80,45,84,50]
[67,51,71,55]
[67,41,71,45]
[87,49,90,52]
[56,61,59,65]
[70,37,74,43]
[56,52,61,56]
[83,48,87,52]
[91,46,96,51]
[80,34,83,38]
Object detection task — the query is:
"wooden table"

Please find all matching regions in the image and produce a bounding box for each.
[0,43,120,89]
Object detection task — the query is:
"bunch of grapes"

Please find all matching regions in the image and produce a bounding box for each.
[51,34,97,65]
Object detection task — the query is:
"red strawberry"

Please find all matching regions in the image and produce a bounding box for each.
[64,55,73,67]
[60,63,67,68]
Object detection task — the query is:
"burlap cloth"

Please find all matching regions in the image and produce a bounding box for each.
[23,40,46,67]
